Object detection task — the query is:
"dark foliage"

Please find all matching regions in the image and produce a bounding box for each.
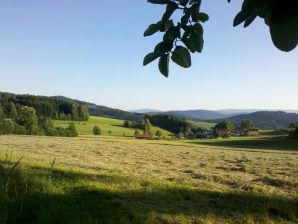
[0,92,89,121]
[53,96,143,121]
[146,114,191,134]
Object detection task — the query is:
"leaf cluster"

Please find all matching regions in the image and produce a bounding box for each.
[232,0,298,52]
[143,0,208,77]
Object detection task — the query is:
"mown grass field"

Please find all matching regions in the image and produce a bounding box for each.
[0,135,297,223]
[53,116,172,137]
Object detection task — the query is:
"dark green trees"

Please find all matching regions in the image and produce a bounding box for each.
[215,120,235,130]
[17,106,38,134]
[155,130,163,139]
[289,123,298,139]
[0,100,79,137]
[240,120,254,130]
[0,92,89,121]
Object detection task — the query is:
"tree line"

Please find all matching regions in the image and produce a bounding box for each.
[0,104,78,137]
[0,94,80,137]
[0,92,89,121]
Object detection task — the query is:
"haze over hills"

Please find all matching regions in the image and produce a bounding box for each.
[130,108,298,129]
[219,111,298,130]
[129,109,162,114]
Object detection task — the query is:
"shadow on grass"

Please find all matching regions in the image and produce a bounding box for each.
[189,138,298,151]
[1,166,297,224]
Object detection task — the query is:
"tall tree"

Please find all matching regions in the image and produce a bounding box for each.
[78,105,89,121]
[71,104,79,121]
[17,106,38,134]
[215,120,235,130]
[7,102,18,120]
[0,106,4,121]
[143,119,153,136]
[240,120,254,130]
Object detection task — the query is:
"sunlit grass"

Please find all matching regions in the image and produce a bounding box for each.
[53,116,172,137]
[0,135,297,223]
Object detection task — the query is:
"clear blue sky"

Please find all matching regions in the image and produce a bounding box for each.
[0,1,297,111]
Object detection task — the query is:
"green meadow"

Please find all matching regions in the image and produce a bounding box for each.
[53,116,172,137]
[189,120,215,129]
[0,135,297,224]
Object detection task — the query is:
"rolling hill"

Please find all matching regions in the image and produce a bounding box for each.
[52,96,143,120]
[161,109,227,121]
[223,111,298,130]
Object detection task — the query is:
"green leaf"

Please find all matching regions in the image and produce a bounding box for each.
[181,8,192,25]
[162,2,178,22]
[270,3,298,52]
[193,23,203,35]
[179,0,189,7]
[144,22,162,37]
[147,0,169,4]
[244,14,257,27]
[197,12,209,23]
[154,41,173,56]
[233,0,262,27]
[163,26,180,41]
[171,46,191,68]
[143,52,159,66]
[159,55,170,77]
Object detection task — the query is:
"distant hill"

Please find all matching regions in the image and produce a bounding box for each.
[53,96,143,121]
[0,92,143,121]
[161,110,227,121]
[222,111,298,130]
[129,108,162,114]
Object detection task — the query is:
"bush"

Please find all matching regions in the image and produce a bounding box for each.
[0,119,15,135]
[13,123,27,135]
[65,124,78,137]
[93,126,101,135]
[289,127,298,139]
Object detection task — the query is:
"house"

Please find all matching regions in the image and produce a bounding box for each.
[134,133,151,140]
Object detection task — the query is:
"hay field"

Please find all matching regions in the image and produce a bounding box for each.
[0,135,297,223]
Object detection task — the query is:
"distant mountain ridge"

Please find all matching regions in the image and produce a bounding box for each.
[129,109,162,114]
[162,110,226,120]
[222,111,298,130]
[131,108,298,130]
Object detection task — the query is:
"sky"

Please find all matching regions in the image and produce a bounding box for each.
[0,0,297,111]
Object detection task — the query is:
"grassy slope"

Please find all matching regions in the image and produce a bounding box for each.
[184,136,298,151]
[0,135,297,223]
[188,120,215,129]
[53,116,172,137]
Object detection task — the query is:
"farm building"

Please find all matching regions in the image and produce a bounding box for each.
[134,133,151,140]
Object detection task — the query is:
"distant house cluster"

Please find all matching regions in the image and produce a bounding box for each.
[214,128,259,138]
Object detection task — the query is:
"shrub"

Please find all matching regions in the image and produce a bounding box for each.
[0,119,14,135]
[93,126,101,135]
[65,124,78,137]
[289,127,298,139]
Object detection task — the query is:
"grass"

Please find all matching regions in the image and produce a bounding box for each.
[0,135,297,223]
[188,120,215,129]
[53,116,172,137]
[186,137,298,151]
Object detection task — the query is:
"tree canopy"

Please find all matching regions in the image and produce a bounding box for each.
[144,0,298,77]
